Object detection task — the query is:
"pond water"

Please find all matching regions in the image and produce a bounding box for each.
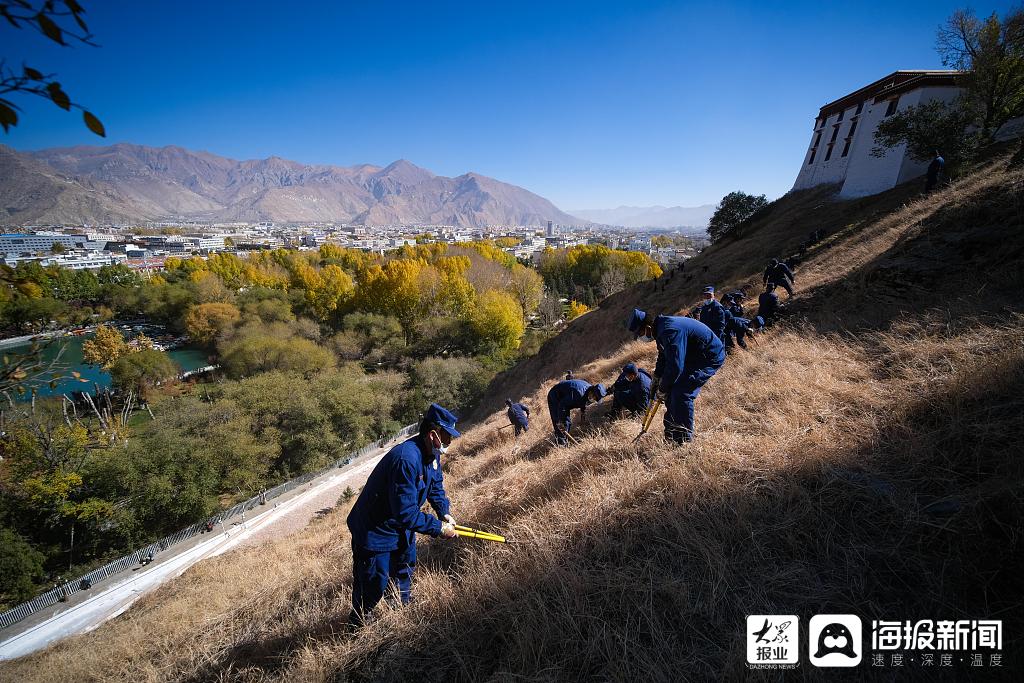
[4,333,211,399]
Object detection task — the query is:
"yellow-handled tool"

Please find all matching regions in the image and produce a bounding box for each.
[454,524,507,543]
[633,396,663,443]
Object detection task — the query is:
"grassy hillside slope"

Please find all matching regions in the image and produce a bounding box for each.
[3,155,1022,682]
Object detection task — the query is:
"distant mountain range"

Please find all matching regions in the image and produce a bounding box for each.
[0,143,582,228]
[571,204,715,230]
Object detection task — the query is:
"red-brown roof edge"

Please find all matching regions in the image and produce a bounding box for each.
[815,70,963,121]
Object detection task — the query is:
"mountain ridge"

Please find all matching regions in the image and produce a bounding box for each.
[570,203,715,229]
[0,144,581,228]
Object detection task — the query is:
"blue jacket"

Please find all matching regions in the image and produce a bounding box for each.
[725,312,752,333]
[653,315,726,394]
[507,402,530,427]
[613,367,653,408]
[763,262,795,285]
[691,300,727,341]
[758,291,779,318]
[547,379,592,426]
[347,437,450,552]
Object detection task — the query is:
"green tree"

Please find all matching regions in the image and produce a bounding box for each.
[872,98,979,172]
[109,349,178,398]
[97,263,142,287]
[937,8,1024,142]
[50,241,65,254]
[0,528,46,607]
[707,191,769,243]
[220,334,335,378]
[409,357,489,413]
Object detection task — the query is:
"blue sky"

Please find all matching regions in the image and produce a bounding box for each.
[1,1,1014,209]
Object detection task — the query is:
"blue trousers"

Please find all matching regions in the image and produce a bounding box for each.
[548,396,572,446]
[513,421,528,437]
[349,542,415,625]
[664,368,720,443]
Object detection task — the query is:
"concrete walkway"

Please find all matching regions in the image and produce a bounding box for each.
[0,443,394,661]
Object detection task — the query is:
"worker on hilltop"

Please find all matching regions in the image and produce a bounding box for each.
[505,398,530,437]
[763,258,795,297]
[346,403,459,627]
[757,283,782,325]
[691,285,728,345]
[628,308,725,444]
[925,150,945,194]
[609,362,653,418]
[547,378,607,446]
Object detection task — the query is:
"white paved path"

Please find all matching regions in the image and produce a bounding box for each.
[0,451,387,661]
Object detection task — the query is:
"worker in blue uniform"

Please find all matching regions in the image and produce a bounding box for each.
[691,285,728,345]
[609,362,653,418]
[547,379,607,446]
[505,398,530,436]
[757,283,781,325]
[763,258,795,297]
[346,403,459,626]
[628,308,725,444]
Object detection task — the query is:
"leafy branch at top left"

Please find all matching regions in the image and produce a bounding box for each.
[0,1,105,136]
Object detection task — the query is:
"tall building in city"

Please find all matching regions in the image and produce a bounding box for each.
[546,220,554,237]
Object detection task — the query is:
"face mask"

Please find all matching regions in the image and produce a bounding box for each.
[431,431,448,458]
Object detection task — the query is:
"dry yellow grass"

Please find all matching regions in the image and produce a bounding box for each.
[3,156,1023,682]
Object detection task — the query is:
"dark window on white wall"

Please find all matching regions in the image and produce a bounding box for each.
[841,120,859,157]
[808,148,816,164]
[855,101,863,115]
[825,145,834,161]
[837,109,845,122]
[884,98,899,117]
[829,125,840,143]
[813,132,822,147]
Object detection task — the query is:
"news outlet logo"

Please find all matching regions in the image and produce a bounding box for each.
[746,615,799,668]
[809,614,863,667]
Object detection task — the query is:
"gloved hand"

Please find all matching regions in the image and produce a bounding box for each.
[440,521,457,538]
[444,513,457,527]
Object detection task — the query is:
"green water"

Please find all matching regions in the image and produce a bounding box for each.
[4,334,211,399]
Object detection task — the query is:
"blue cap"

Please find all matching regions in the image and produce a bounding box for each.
[627,308,647,333]
[424,403,460,438]
[591,383,607,400]
[703,285,715,294]
[623,363,637,375]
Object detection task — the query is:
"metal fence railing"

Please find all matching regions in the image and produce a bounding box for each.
[0,422,418,631]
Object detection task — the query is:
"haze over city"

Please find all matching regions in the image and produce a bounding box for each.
[3,0,1014,210]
